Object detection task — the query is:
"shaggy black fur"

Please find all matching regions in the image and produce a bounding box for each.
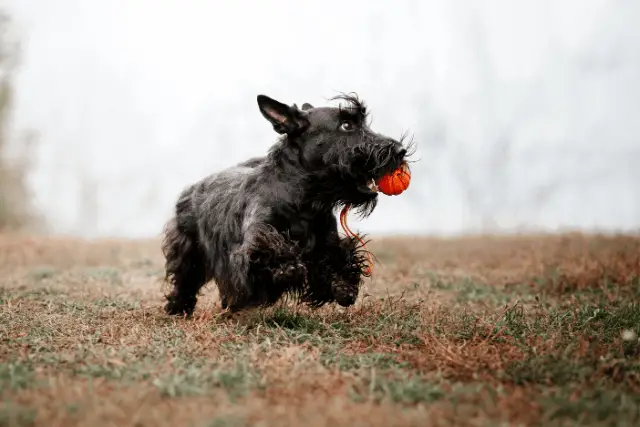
[162,93,413,316]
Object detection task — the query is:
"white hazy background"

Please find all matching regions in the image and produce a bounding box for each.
[5,0,640,239]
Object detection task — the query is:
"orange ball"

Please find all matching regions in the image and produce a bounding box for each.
[376,162,411,196]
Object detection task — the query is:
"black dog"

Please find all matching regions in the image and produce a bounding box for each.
[162,93,412,316]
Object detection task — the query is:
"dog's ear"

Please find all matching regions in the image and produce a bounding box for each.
[301,103,314,111]
[257,95,309,135]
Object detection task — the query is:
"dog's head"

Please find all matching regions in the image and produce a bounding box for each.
[257,93,414,216]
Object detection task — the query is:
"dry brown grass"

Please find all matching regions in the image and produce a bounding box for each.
[1,232,640,426]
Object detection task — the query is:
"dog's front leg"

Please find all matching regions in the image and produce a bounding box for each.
[327,234,369,307]
[225,223,307,310]
[304,214,369,307]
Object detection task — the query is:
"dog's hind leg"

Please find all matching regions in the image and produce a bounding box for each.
[162,218,208,316]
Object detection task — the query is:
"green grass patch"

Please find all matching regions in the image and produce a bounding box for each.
[27,266,57,282]
[204,417,249,427]
[0,402,36,427]
[81,267,123,285]
[0,362,34,392]
[320,350,409,371]
[537,388,640,426]
[350,371,446,404]
[152,360,263,399]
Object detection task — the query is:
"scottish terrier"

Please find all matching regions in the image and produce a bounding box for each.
[162,93,412,316]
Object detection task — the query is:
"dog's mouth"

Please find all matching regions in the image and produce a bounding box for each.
[356,177,379,195]
[367,178,379,193]
[349,146,410,197]
[355,160,408,196]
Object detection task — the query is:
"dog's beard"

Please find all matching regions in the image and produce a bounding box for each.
[312,145,399,217]
[303,133,413,218]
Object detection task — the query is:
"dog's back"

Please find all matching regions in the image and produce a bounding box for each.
[178,161,262,234]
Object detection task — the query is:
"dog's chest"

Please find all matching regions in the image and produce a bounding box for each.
[288,218,316,251]
[270,210,319,252]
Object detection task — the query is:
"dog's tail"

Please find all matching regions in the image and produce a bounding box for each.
[161,186,201,282]
[161,218,185,285]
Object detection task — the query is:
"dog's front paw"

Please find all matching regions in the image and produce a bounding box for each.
[273,262,307,285]
[331,279,359,307]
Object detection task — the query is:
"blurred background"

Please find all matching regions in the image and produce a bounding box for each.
[1,0,639,239]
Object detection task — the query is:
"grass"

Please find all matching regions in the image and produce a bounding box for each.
[1,233,639,426]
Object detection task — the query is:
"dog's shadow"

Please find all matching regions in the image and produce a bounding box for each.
[181,296,358,333]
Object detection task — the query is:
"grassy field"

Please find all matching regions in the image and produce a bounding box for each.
[1,232,639,426]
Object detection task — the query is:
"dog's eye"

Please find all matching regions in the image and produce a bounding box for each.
[340,121,355,132]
